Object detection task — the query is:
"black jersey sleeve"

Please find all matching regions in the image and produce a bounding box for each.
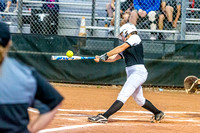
[32,69,64,112]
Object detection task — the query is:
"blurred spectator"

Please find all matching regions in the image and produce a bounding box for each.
[42,0,59,35]
[106,0,133,27]
[106,0,115,18]
[129,0,161,40]
[4,0,18,13]
[158,0,181,30]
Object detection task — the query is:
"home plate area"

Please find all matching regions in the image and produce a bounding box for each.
[28,109,200,133]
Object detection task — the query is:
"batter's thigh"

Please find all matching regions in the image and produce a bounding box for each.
[117,72,147,103]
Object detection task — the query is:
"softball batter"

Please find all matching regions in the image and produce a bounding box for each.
[88,23,165,123]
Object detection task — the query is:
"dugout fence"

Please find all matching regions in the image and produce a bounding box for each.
[9,34,200,87]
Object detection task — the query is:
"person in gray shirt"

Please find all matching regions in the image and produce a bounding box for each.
[0,22,64,133]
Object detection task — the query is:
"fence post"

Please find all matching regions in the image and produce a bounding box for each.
[180,0,186,40]
[114,0,120,37]
[91,0,96,35]
[17,0,23,33]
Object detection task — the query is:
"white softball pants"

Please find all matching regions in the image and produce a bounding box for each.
[117,65,148,106]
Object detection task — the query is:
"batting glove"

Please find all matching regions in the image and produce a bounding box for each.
[99,53,108,62]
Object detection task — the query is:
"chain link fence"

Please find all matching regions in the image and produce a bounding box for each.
[0,0,200,40]
[185,0,200,38]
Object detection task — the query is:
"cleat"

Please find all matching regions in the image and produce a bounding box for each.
[88,114,108,123]
[151,111,165,123]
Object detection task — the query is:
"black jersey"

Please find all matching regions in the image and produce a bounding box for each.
[0,57,63,133]
[120,35,144,67]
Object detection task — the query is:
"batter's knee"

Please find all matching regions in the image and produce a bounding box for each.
[117,94,129,104]
[133,95,145,106]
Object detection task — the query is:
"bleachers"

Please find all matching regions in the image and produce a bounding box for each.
[1,0,200,40]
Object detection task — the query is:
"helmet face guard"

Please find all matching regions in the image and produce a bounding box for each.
[122,31,128,38]
[118,33,125,42]
[118,34,122,40]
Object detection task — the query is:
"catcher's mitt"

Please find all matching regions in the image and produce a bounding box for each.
[184,76,198,94]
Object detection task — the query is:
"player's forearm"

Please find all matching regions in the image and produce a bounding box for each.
[107,45,126,57]
[28,104,61,133]
[104,54,121,62]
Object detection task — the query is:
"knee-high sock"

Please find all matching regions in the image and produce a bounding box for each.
[103,100,124,118]
[142,99,160,115]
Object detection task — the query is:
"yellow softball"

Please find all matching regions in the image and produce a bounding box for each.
[66,50,74,58]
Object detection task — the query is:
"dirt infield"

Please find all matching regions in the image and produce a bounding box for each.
[29,84,200,133]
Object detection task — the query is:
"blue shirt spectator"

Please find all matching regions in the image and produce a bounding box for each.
[129,0,161,40]
[134,0,161,14]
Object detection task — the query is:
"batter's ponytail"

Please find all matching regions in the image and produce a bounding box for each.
[0,45,5,65]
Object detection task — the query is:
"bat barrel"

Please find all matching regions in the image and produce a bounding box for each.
[51,56,95,60]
